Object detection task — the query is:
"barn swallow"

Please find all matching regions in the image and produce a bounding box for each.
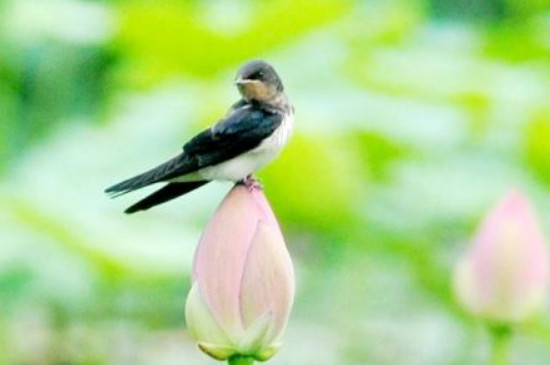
[105,60,294,214]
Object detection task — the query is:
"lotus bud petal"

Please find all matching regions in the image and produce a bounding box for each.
[185,185,295,362]
[454,189,549,323]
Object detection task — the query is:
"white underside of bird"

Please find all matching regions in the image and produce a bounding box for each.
[171,111,294,183]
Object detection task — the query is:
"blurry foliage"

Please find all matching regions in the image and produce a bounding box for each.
[342,0,423,47]
[261,133,366,234]
[429,0,550,21]
[0,42,114,173]
[483,20,550,63]
[354,131,410,181]
[429,0,508,21]
[6,199,135,278]
[525,109,550,186]
[452,92,492,137]
[114,0,350,86]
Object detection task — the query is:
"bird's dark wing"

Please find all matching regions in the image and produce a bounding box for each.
[179,106,283,171]
[105,105,282,195]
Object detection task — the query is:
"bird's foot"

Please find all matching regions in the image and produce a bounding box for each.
[239,175,263,192]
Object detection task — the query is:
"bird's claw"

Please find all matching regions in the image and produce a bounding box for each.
[240,175,263,192]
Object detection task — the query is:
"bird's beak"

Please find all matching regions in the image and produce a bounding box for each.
[235,77,246,85]
[235,77,254,85]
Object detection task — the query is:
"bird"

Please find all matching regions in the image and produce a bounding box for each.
[105,60,294,214]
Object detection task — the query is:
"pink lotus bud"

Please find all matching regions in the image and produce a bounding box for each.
[454,189,549,323]
[185,185,295,363]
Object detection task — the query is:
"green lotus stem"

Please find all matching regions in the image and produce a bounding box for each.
[489,324,513,365]
[228,355,254,365]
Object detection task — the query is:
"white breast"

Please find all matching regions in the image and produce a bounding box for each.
[197,112,293,181]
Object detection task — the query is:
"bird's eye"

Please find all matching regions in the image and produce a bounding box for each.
[250,71,264,80]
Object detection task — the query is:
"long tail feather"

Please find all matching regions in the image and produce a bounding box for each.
[124,181,209,214]
[105,154,188,196]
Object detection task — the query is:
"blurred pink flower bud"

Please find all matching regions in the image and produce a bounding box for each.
[185,185,295,363]
[454,189,549,323]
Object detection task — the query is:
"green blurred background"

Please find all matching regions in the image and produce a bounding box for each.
[2,0,550,363]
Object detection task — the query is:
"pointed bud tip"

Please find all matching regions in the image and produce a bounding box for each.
[497,188,532,214]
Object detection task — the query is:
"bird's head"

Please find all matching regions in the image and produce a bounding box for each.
[235,60,283,102]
